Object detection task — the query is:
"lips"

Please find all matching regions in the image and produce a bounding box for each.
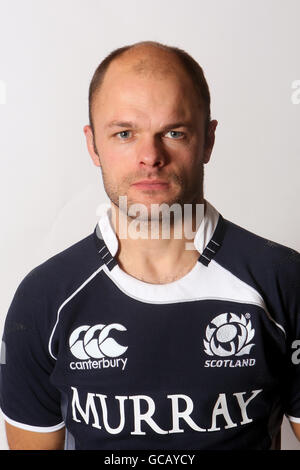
[133,179,169,184]
[131,180,169,190]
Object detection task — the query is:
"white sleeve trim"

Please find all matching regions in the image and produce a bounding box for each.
[286,414,300,423]
[1,410,65,433]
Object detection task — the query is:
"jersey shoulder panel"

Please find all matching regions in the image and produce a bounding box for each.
[215,218,300,337]
[5,229,104,339]
[24,230,103,295]
[220,218,298,263]
[31,230,103,281]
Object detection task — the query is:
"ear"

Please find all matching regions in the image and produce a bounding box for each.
[203,119,218,164]
[83,125,101,167]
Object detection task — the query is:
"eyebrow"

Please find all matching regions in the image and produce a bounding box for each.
[106,120,194,131]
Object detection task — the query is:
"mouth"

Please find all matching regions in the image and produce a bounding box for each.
[131,179,170,191]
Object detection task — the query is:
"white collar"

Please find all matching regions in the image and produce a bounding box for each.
[97,199,220,257]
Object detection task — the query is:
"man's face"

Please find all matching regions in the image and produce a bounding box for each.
[84,54,217,218]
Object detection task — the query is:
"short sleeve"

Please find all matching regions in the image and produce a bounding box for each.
[0,269,64,432]
[280,249,300,423]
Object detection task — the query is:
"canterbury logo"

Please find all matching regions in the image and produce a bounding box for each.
[69,323,128,360]
[204,313,255,357]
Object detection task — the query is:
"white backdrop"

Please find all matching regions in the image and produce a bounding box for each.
[0,0,299,450]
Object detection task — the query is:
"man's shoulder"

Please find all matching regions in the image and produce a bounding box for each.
[16,229,102,301]
[218,217,299,280]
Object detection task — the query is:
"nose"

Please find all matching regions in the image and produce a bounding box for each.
[137,136,167,168]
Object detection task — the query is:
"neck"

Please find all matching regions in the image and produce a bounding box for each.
[109,198,206,284]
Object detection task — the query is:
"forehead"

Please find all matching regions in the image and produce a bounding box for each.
[93,57,201,122]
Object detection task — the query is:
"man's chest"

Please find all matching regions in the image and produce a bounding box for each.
[49,288,286,448]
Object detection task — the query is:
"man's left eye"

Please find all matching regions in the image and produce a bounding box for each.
[117,130,132,139]
[166,131,185,139]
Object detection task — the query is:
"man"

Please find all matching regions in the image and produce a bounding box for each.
[0,40,299,450]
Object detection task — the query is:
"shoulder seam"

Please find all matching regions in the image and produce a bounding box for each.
[48,263,106,360]
[211,260,286,337]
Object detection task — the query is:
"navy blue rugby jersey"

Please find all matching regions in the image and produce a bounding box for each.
[0,200,299,450]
